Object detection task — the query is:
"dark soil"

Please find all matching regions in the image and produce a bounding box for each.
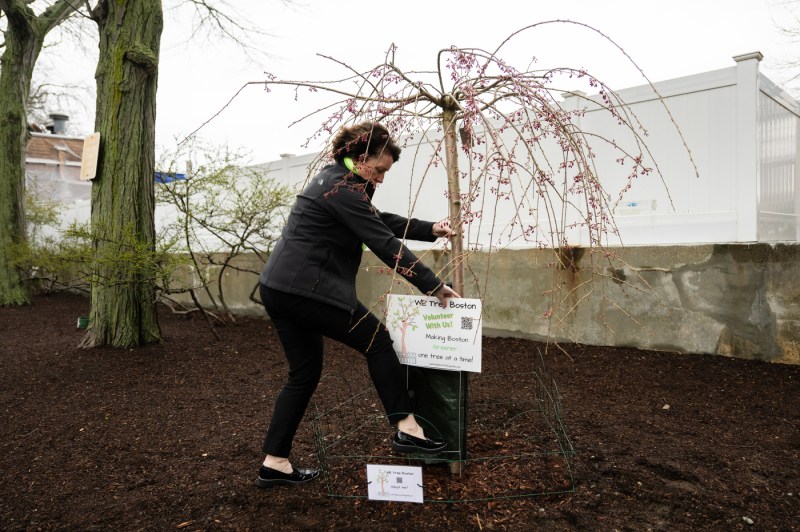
[1,293,798,530]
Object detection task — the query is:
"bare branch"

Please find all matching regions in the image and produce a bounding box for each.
[170,0,274,63]
[180,73,429,146]
[492,19,699,178]
[36,0,85,34]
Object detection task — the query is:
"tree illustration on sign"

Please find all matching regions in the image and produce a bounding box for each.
[376,469,390,496]
[389,298,422,359]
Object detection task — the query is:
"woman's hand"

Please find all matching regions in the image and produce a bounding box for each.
[432,219,456,239]
[434,284,460,308]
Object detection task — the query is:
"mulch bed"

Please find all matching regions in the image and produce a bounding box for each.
[1,293,798,530]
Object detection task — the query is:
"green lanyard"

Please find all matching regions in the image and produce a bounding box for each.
[343,156,359,175]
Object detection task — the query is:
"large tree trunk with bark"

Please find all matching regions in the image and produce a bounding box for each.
[80,0,163,347]
[0,0,74,306]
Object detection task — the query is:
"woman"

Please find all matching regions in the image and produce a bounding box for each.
[256,121,460,488]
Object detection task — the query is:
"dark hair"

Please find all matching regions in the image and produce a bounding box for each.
[331,122,401,163]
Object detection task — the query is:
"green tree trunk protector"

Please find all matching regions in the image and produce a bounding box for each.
[407,366,468,461]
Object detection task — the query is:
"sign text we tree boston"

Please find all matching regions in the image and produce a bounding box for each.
[386,295,482,373]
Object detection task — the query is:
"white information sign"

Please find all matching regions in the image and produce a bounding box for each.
[366,464,423,503]
[386,294,482,373]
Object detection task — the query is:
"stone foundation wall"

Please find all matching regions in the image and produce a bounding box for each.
[181,244,800,364]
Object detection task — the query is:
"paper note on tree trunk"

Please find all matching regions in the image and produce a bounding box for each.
[386,294,482,373]
[80,133,100,181]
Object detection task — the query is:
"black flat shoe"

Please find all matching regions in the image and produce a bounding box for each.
[255,465,320,488]
[391,430,447,455]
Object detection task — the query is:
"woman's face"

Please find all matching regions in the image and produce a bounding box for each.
[357,153,394,185]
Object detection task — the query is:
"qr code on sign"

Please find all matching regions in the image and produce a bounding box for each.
[461,317,473,330]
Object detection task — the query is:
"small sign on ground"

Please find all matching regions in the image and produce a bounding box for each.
[366,464,423,503]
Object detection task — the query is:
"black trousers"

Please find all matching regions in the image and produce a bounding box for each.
[260,285,412,458]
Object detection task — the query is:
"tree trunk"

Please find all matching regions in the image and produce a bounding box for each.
[81,0,163,347]
[0,0,74,305]
[442,99,464,295]
[441,98,468,472]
